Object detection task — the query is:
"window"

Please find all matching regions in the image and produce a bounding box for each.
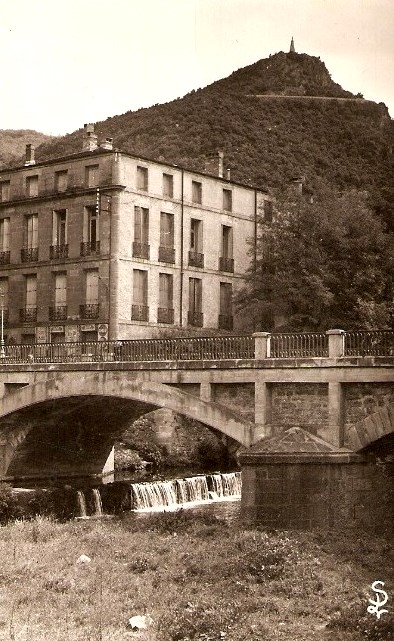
[20,274,37,322]
[0,218,10,264]
[133,206,149,258]
[55,170,68,192]
[192,180,202,204]
[159,212,175,263]
[137,166,148,191]
[80,270,99,319]
[81,206,100,255]
[188,277,203,326]
[219,225,234,272]
[0,181,10,202]
[223,189,232,212]
[158,273,174,324]
[219,282,233,330]
[22,214,38,261]
[51,210,68,259]
[85,165,99,188]
[132,269,148,321]
[26,175,38,197]
[50,272,67,321]
[189,219,204,267]
[163,173,174,198]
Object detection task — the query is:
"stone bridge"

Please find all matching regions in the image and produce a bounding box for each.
[0,330,392,486]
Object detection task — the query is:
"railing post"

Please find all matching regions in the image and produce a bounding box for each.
[326,329,345,358]
[253,332,271,359]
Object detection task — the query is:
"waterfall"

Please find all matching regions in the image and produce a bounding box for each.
[92,488,103,516]
[130,472,241,512]
[76,490,88,518]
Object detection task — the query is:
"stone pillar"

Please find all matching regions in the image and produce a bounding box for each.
[200,382,211,402]
[253,379,272,443]
[318,381,344,447]
[327,329,345,358]
[253,332,271,359]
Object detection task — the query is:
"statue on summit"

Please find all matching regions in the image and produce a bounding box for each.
[290,36,295,53]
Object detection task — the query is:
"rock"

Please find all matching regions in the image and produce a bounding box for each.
[76,554,91,564]
[127,615,149,631]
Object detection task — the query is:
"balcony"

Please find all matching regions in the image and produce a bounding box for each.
[132,242,150,259]
[80,241,100,257]
[21,247,39,263]
[0,251,10,265]
[158,246,175,264]
[218,314,234,330]
[188,251,204,268]
[49,305,68,321]
[79,303,99,319]
[20,307,37,323]
[131,304,149,321]
[50,244,69,260]
[188,311,203,327]
[219,256,234,273]
[158,307,174,324]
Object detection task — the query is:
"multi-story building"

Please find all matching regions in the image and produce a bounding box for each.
[0,124,270,346]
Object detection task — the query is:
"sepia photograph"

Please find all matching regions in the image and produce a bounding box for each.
[0,0,393,638]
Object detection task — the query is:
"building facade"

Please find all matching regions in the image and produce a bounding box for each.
[0,125,269,345]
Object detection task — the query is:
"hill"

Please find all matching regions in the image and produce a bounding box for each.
[0,129,56,169]
[5,51,394,227]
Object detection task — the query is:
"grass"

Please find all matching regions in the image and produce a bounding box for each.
[0,511,392,640]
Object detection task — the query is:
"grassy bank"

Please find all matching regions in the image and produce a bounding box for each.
[0,511,392,640]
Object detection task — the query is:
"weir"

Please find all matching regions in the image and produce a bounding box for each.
[130,472,241,512]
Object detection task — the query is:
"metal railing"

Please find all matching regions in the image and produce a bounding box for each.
[345,330,394,356]
[270,332,329,358]
[219,256,234,273]
[49,305,68,321]
[158,246,175,264]
[80,241,100,256]
[0,336,255,364]
[0,331,392,365]
[188,251,204,268]
[132,242,150,259]
[50,244,69,260]
[79,304,99,319]
[0,251,10,265]
[21,247,39,262]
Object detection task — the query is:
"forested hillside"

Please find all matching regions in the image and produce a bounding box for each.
[0,129,55,169]
[3,51,394,228]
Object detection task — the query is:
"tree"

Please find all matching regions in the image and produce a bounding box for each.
[237,185,394,331]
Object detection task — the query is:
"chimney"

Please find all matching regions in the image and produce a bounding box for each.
[99,137,113,150]
[226,168,231,181]
[82,123,98,151]
[24,144,36,166]
[205,151,224,178]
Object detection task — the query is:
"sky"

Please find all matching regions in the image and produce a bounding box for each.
[0,0,393,136]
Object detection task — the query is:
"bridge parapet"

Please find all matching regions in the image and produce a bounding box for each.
[0,330,392,365]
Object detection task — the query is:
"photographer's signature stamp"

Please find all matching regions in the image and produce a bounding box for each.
[367,581,389,620]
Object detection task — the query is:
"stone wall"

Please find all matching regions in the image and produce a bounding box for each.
[241,457,394,532]
[270,383,328,435]
[344,383,394,428]
[211,383,255,421]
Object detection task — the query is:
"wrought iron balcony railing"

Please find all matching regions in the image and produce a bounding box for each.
[49,305,68,321]
[188,311,203,327]
[158,246,175,264]
[0,251,10,265]
[157,307,174,324]
[132,242,150,259]
[218,314,234,330]
[131,304,149,321]
[50,244,69,260]
[20,307,37,322]
[188,251,204,268]
[21,247,39,262]
[79,304,99,319]
[219,256,234,273]
[80,241,100,257]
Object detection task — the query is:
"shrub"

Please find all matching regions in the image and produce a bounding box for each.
[0,483,21,524]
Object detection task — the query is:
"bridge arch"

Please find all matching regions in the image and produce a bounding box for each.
[0,371,254,478]
[348,403,394,453]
